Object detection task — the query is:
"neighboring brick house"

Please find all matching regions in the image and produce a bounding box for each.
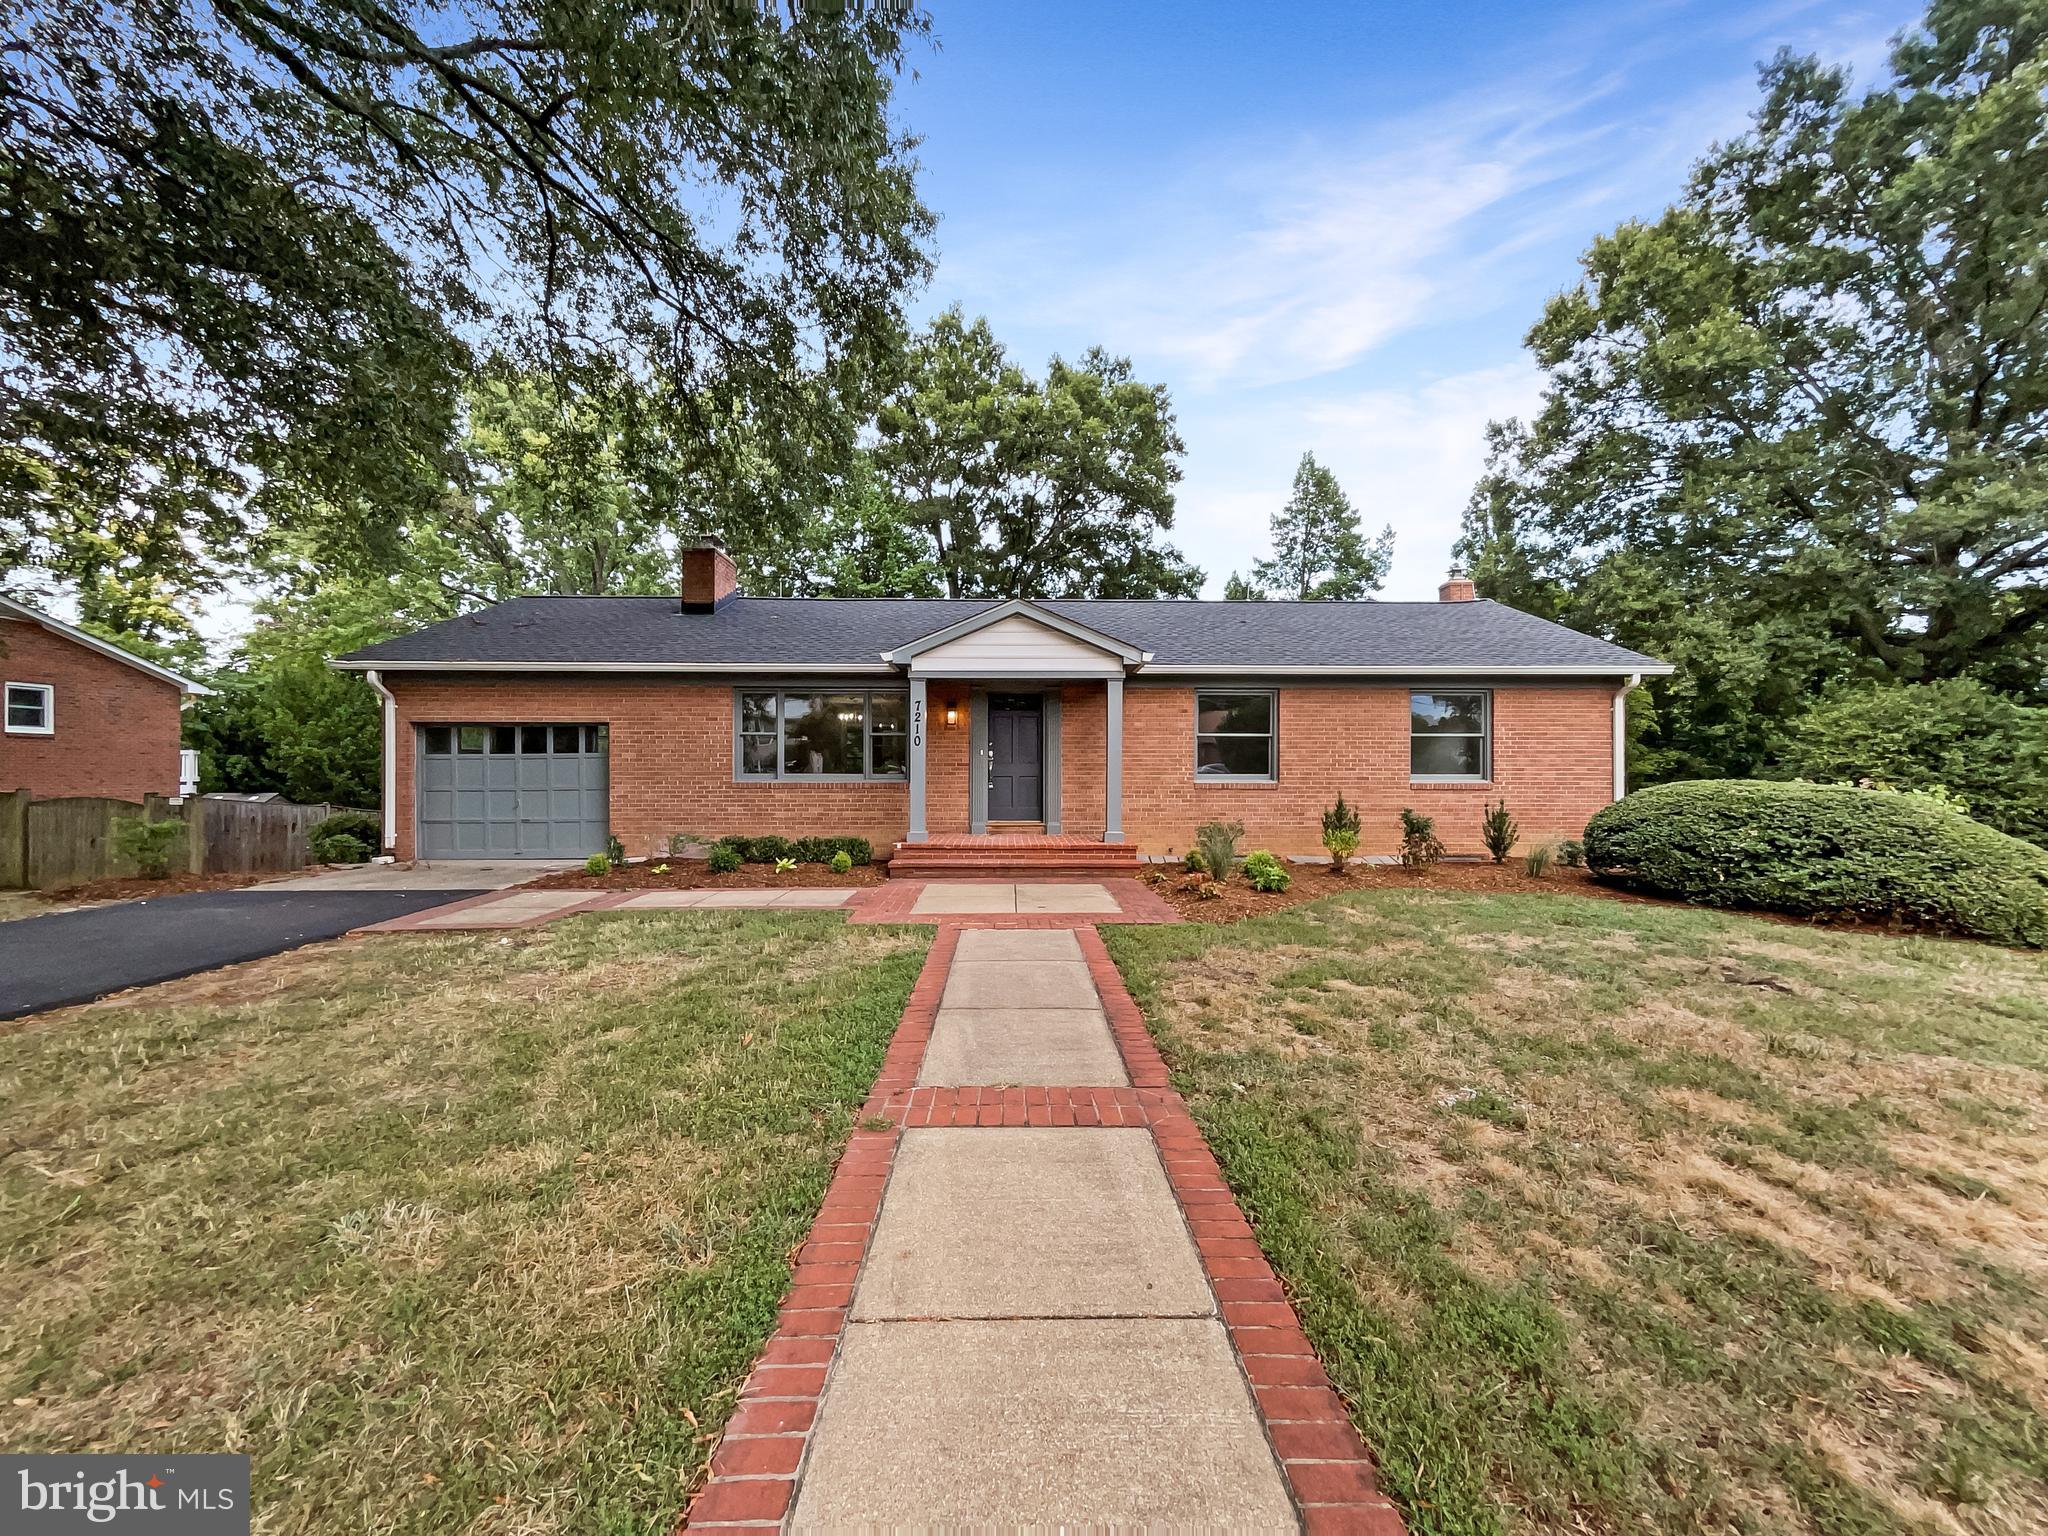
[333,543,1671,868]
[0,596,207,802]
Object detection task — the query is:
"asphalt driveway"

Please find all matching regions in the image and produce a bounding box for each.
[0,888,485,1021]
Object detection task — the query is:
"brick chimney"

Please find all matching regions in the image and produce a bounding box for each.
[681,537,738,613]
[1438,565,1477,603]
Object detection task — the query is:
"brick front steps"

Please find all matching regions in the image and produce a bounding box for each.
[885,834,1142,882]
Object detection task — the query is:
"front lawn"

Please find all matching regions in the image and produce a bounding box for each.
[1106,891,2048,1536]
[1,912,927,1533]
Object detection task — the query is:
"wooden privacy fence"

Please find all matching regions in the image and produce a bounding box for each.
[0,790,374,890]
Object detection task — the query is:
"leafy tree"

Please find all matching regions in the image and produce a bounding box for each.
[873,309,1201,598]
[1775,678,2048,845]
[1221,574,1269,601]
[1460,0,2048,784]
[3,0,932,606]
[1235,453,1393,600]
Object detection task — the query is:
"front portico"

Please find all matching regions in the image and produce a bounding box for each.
[885,600,1148,846]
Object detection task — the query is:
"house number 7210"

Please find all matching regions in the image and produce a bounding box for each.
[911,699,923,748]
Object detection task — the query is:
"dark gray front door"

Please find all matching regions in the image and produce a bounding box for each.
[987,695,1043,821]
[417,723,609,858]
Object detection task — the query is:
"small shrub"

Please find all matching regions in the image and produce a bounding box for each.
[1242,851,1291,893]
[1399,808,1445,870]
[309,812,375,863]
[1197,880,1225,901]
[706,845,741,874]
[1558,838,1585,869]
[652,863,670,875]
[309,830,371,865]
[1182,847,1208,874]
[1523,842,1555,878]
[773,856,797,874]
[1481,798,1518,863]
[830,850,854,875]
[583,853,611,877]
[605,835,627,866]
[1321,793,1362,872]
[1194,820,1244,884]
[112,815,183,879]
[1584,780,2048,947]
[718,833,870,865]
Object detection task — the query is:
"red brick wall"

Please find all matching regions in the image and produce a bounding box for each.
[1121,683,1616,860]
[0,617,184,800]
[385,676,911,860]
[381,674,1618,863]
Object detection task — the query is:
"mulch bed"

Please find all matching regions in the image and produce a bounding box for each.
[522,858,889,892]
[36,870,285,905]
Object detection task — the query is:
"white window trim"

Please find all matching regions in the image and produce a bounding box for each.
[4,681,54,735]
[734,688,910,783]
[1410,689,1492,783]
[1193,688,1278,783]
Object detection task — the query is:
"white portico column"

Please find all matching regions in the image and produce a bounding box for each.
[908,676,929,843]
[1104,675,1124,843]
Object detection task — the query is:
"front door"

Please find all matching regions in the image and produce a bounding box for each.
[987,694,1043,822]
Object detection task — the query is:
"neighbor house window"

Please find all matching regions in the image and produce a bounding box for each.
[4,682,52,735]
[1411,691,1490,780]
[1194,690,1276,780]
[737,690,909,779]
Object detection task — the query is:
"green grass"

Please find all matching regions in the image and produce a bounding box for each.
[1106,888,2048,1536]
[0,912,928,1534]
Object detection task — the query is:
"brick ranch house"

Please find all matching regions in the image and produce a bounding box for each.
[332,542,1671,872]
[1,596,208,802]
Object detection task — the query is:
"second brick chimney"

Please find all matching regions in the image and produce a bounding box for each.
[1438,566,1478,603]
[681,537,738,613]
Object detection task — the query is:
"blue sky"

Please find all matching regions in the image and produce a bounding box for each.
[892,0,1922,597]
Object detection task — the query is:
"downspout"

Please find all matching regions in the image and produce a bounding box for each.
[365,669,399,857]
[1612,672,1641,801]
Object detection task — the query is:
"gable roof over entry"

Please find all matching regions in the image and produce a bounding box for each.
[881,598,1150,676]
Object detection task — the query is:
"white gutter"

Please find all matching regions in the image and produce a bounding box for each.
[329,660,893,675]
[365,668,399,854]
[1143,663,1676,679]
[1612,671,1642,801]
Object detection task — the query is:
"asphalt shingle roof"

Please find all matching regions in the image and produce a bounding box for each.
[337,596,1664,673]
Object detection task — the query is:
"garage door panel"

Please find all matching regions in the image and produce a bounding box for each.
[418,723,608,859]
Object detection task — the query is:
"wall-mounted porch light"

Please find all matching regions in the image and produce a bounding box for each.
[944,700,960,728]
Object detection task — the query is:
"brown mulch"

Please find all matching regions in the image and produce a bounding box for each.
[36,869,286,905]
[522,858,890,892]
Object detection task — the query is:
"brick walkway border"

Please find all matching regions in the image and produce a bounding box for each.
[683,920,1404,1534]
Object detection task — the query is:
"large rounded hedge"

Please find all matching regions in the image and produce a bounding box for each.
[1583,780,2048,947]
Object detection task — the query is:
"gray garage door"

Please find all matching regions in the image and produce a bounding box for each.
[417,723,609,858]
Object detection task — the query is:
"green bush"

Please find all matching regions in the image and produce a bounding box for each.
[1584,780,2048,947]
[706,845,741,874]
[1558,838,1585,869]
[112,815,184,879]
[1399,808,1445,870]
[1242,850,1291,893]
[606,835,627,865]
[307,811,380,860]
[830,849,854,875]
[1481,798,1519,863]
[1523,842,1555,878]
[1194,820,1244,883]
[583,853,611,877]
[1182,848,1208,874]
[1776,678,2048,847]
[1322,793,1361,872]
[719,834,871,866]
[309,830,371,865]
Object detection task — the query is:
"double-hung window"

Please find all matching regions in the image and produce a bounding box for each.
[738,690,908,780]
[1410,690,1490,780]
[4,682,53,735]
[1194,690,1276,780]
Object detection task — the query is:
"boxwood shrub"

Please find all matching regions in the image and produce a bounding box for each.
[716,834,872,866]
[1584,780,2048,947]
[309,810,379,865]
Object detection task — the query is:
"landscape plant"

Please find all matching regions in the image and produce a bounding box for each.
[1194,820,1244,884]
[1398,808,1445,871]
[830,850,854,874]
[1242,851,1291,893]
[1558,838,1585,868]
[707,845,741,875]
[1585,780,2048,947]
[605,835,627,866]
[1522,842,1554,878]
[1321,793,1361,873]
[111,816,183,879]
[1480,799,1518,863]
[583,853,611,877]
[774,857,798,874]
[1183,848,1208,874]
[308,809,379,864]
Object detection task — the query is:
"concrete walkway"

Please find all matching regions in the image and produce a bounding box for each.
[688,921,1405,1532]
